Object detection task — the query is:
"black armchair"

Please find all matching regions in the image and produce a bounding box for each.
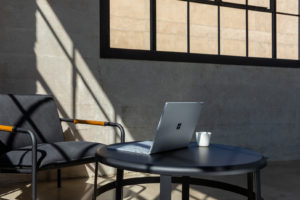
[0,94,125,200]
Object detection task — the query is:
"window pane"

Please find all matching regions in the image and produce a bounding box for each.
[157,0,187,52]
[110,0,150,50]
[222,0,245,4]
[277,14,299,60]
[249,11,272,58]
[248,0,270,8]
[277,0,299,15]
[190,3,218,54]
[220,7,246,56]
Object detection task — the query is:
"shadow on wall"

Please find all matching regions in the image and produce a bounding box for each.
[0,0,95,198]
[48,0,300,162]
[45,0,215,142]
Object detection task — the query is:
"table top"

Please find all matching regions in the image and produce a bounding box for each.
[96,142,267,176]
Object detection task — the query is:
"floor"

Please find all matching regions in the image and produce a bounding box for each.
[0,160,299,200]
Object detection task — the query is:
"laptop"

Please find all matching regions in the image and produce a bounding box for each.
[108,102,203,154]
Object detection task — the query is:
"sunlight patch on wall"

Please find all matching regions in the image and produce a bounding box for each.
[35,0,73,58]
[34,0,127,176]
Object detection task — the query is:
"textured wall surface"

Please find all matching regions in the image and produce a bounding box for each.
[0,0,300,185]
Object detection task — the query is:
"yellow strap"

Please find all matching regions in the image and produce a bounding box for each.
[0,125,14,132]
[73,119,105,126]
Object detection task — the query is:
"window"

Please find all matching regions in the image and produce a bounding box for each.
[100,0,300,67]
[190,3,218,54]
[109,0,150,50]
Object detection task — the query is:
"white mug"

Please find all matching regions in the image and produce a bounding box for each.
[195,132,212,147]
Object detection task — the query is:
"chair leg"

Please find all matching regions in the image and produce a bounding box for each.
[115,169,124,200]
[93,162,99,200]
[31,141,37,200]
[32,167,37,200]
[57,169,61,188]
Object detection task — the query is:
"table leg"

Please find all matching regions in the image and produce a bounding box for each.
[182,176,190,200]
[160,175,172,200]
[254,170,262,200]
[247,173,254,200]
[93,162,99,200]
[116,169,124,200]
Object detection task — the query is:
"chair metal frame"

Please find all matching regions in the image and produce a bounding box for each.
[0,118,125,200]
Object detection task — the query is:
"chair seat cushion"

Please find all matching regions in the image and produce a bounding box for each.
[0,141,104,169]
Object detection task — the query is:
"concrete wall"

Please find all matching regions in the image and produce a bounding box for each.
[0,0,300,184]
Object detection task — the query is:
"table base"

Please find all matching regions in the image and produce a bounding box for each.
[96,172,262,200]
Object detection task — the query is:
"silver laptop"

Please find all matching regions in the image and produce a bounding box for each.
[109,102,203,154]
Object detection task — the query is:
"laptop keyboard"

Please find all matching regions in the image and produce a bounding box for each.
[108,141,153,154]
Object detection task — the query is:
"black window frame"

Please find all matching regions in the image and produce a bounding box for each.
[100,0,300,68]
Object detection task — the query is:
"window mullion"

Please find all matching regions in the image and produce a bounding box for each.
[150,0,157,51]
[187,0,190,53]
[218,4,221,55]
[100,0,110,56]
[271,0,277,59]
[246,0,249,57]
[298,0,300,60]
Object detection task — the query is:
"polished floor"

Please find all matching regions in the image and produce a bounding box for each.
[0,160,299,200]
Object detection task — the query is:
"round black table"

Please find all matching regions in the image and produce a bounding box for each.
[96,142,267,200]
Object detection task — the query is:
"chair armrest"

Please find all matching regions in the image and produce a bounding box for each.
[60,118,125,143]
[0,125,37,142]
[0,125,14,132]
[0,125,37,172]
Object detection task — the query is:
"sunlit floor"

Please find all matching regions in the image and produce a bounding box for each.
[0,160,299,200]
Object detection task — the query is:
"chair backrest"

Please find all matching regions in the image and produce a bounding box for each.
[0,94,64,152]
